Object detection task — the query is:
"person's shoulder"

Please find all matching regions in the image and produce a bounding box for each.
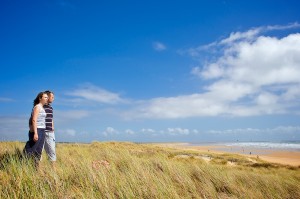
[34,104,41,110]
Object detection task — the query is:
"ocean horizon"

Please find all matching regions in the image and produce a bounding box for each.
[188,141,300,152]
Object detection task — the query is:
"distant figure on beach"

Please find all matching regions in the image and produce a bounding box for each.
[43,90,56,168]
[24,92,48,168]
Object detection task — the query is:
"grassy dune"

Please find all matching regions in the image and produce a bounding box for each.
[0,141,300,198]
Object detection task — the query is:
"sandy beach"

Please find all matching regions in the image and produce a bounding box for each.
[156,143,300,166]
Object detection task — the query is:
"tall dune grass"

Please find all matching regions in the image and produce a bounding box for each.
[0,141,299,198]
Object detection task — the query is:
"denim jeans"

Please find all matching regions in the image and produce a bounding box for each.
[24,128,45,162]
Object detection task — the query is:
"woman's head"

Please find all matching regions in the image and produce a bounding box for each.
[33,92,48,106]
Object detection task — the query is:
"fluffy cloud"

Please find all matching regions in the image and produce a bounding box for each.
[201,34,300,85]
[102,127,119,137]
[127,25,300,119]
[125,129,135,135]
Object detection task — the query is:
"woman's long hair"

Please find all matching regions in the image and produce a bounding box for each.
[33,92,46,107]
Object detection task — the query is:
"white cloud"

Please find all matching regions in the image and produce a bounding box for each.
[66,83,126,104]
[165,128,190,136]
[192,129,199,134]
[125,25,300,119]
[195,34,300,85]
[185,23,300,57]
[215,22,300,47]
[141,128,156,133]
[102,127,118,137]
[0,97,14,102]
[103,126,300,137]
[128,94,228,118]
[60,129,76,136]
[207,126,300,134]
[125,129,135,135]
[282,85,300,101]
[153,42,167,51]
[265,22,300,31]
[139,127,190,136]
[220,28,261,45]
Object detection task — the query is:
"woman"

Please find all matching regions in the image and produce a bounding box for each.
[24,92,48,168]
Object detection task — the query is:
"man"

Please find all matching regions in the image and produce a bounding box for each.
[44,90,56,168]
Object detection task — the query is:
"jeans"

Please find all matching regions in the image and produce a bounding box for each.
[24,128,45,162]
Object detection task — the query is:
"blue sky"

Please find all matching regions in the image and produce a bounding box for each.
[1,0,300,143]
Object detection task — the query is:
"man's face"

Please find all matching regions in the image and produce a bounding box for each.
[48,93,55,103]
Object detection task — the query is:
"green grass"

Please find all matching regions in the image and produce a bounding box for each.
[0,141,299,198]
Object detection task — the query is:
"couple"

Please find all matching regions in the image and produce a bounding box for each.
[24,91,56,169]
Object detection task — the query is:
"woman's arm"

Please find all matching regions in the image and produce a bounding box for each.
[32,106,39,142]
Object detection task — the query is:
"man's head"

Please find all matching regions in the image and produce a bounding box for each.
[45,90,55,104]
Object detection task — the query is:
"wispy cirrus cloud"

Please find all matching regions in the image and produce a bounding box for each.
[217,23,300,45]
[66,83,127,105]
[186,22,300,56]
[0,97,14,102]
[153,41,167,51]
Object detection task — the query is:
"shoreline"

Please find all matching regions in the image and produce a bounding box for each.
[155,143,300,166]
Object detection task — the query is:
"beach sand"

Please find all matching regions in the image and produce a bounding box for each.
[258,151,300,166]
[155,143,300,166]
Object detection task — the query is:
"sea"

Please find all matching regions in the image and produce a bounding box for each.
[188,141,300,155]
